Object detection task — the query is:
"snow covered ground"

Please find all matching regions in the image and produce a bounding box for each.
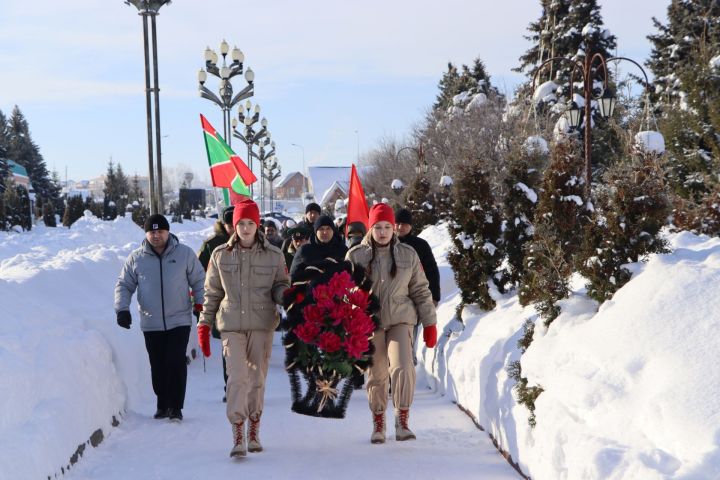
[417,224,720,480]
[3,214,719,479]
[0,214,517,480]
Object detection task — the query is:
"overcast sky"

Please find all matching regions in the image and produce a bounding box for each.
[0,1,668,183]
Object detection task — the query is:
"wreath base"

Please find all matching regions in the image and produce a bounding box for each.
[287,366,358,418]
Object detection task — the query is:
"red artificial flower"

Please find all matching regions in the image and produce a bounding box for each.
[317,331,342,353]
[294,321,321,344]
[344,310,376,336]
[313,284,336,311]
[342,333,370,359]
[329,301,353,326]
[347,289,369,310]
[303,304,326,324]
[328,271,355,294]
[295,291,305,304]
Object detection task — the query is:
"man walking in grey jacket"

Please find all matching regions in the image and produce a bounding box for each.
[114,214,206,421]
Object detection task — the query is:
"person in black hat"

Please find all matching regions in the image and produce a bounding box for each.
[114,214,206,421]
[196,205,235,401]
[289,214,348,281]
[346,221,367,249]
[279,203,322,261]
[284,225,311,270]
[394,208,440,365]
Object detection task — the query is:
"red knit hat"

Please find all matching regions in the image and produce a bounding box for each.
[232,199,260,228]
[368,203,395,227]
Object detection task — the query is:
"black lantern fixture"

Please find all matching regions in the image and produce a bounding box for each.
[597,88,617,119]
[565,100,583,130]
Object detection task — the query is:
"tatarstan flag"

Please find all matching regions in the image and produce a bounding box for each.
[200,114,257,196]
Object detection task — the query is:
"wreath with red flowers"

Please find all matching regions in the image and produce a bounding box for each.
[282,258,379,418]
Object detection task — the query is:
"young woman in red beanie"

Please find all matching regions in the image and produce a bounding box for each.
[345,203,437,444]
[197,199,289,457]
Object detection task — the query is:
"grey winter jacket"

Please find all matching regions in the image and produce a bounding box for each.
[114,234,206,332]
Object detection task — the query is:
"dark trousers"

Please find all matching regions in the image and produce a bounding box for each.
[143,326,191,410]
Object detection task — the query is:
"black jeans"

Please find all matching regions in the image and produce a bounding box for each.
[143,326,191,410]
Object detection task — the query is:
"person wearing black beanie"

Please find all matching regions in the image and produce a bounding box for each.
[115,213,206,422]
[289,214,348,281]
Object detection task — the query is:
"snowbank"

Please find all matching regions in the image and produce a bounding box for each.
[417,223,720,479]
[0,215,214,479]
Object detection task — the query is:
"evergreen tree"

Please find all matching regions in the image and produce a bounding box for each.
[403,175,436,231]
[577,152,670,302]
[447,161,503,310]
[499,140,545,290]
[42,201,56,227]
[516,0,619,174]
[115,163,130,213]
[62,195,85,227]
[84,196,102,218]
[519,138,587,324]
[434,57,496,112]
[3,178,31,231]
[6,106,54,207]
[647,0,720,200]
[0,109,9,185]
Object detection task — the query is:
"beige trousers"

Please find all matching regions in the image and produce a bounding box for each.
[367,323,415,414]
[221,330,273,424]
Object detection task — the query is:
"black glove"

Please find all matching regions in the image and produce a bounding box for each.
[117,311,132,329]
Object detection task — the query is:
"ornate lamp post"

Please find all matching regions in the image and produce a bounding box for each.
[232,100,267,197]
[197,40,255,146]
[262,154,282,213]
[395,145,427,177]
[125,0,171,214]
[254,136,276,211]
[532,44,649,200]
[391,179,405,197]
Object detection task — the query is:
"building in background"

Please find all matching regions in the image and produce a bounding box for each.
[275,171,307,200]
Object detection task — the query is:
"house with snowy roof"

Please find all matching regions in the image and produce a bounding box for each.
[274,171,307,200]
[306,166,372,208]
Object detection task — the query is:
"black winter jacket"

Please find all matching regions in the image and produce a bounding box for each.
[399,233,441,303]
[289,225,348,282]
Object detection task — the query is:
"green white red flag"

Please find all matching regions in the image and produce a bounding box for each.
[200,114,257,196]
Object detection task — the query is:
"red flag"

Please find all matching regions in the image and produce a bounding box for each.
[345,164,370,236]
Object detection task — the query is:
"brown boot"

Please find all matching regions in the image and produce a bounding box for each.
[230,421,246,457]
[395,409,416,441]
[247,414,263,453]
[371,412,385,444]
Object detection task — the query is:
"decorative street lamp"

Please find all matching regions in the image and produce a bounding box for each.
[395,145,427,176]
[197,40,255,147]
[532,40,649,200]
[232,100,267,198]
[125,0,171,214]
[262,154,282,213]
[253,135,276,211]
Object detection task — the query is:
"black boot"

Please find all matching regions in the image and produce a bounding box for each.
[168,408,183,422]
[153,408,169,419]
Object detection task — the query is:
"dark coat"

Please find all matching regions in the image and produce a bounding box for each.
[399,233,441,303]
[197,221,231,271]
[289,225,348,282]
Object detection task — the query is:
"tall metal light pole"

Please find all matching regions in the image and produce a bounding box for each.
[125,0,171,214]
[531,42,647,200]
[232,101,267,198]
[290,143,307,194]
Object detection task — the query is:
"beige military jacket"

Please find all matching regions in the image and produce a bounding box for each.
[200,235,289,332]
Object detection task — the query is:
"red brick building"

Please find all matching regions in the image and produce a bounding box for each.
[275,171,307,200]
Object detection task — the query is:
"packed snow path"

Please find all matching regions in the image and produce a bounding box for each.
[66,335,520,479]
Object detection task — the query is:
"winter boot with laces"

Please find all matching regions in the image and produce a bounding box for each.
[230,421,246,458]
[370,412,385,444]
[247,414,263,453]
[395,408,416,441]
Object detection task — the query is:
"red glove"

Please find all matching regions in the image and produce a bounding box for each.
[423,325,437,348]
[194,303,203,313]
[198,324,211,357]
